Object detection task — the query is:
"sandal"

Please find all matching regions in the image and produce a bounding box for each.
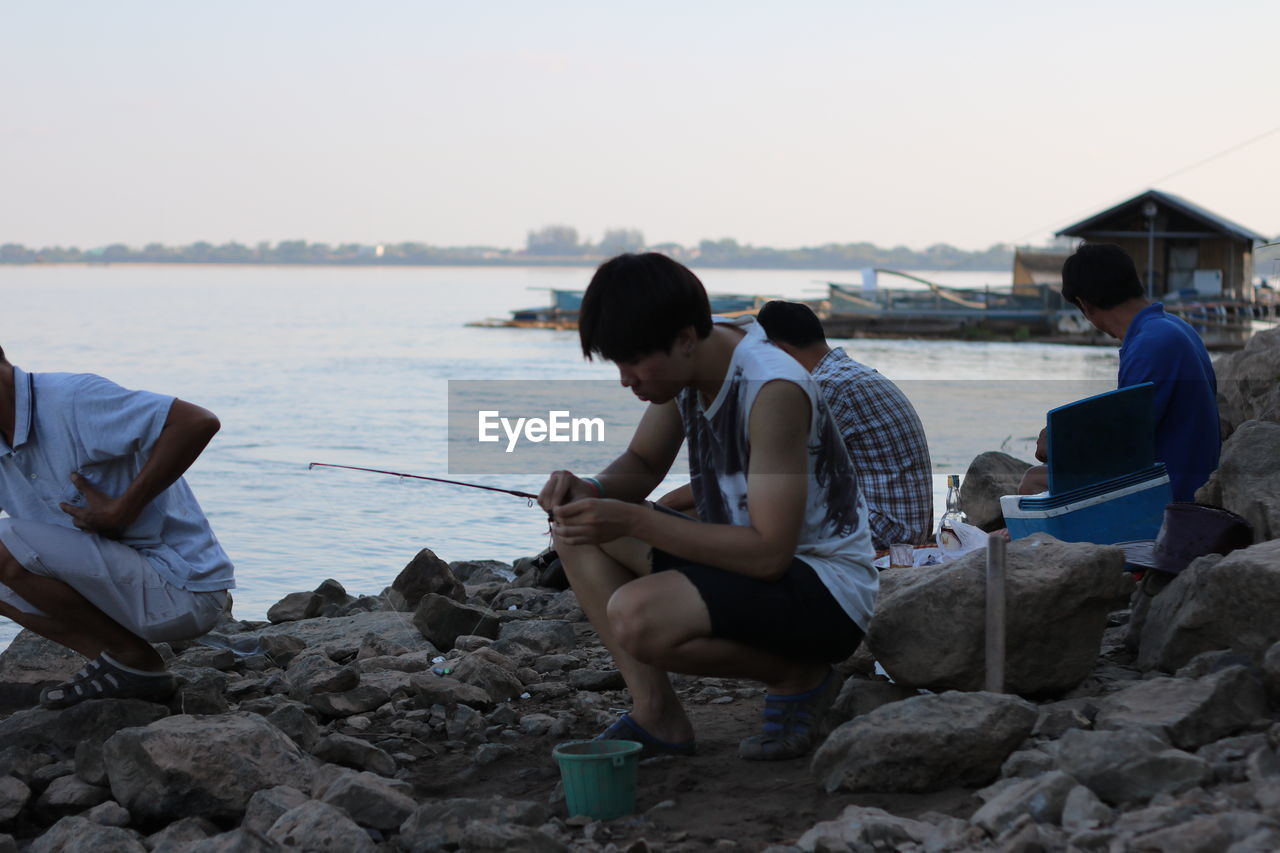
[39,653,176,710]
[596,712,696,758]
[739,669,841,761]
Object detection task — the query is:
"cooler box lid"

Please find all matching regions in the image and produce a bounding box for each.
[1047,382,1156,494]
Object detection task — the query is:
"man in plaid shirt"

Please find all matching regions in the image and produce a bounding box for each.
[756,301,933,548]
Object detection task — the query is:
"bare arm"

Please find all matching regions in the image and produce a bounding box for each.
[553,380,811,580]
[655,482,697,513]
[61,399,221,537]
[539,399,685,510]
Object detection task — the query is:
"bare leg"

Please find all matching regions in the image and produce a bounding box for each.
[0,542,163,671]
[557,537,829,744]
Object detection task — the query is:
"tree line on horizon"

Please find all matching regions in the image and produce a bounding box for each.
[0,224,1017,271]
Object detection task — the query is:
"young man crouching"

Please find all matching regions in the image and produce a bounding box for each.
[539,253,877,760]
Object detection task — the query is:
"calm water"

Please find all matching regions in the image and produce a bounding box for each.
[0,264,1119,650]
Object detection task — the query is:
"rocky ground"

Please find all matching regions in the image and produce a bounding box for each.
[0,330,1277,852]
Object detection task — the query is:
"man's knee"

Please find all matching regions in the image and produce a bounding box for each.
[607,582,690,664]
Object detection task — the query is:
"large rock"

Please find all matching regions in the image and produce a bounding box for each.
[0,775,30,823]
[1094,665,1267,750]
[251,611,437,657]
[970,770,1077,836]
[266,801,373,853]
[497,620,576,654]
[0,632,84,713]
[797,805,963,852]
[960,451,1034,531]
[1196,419,1280,542]
[0,700,169,755]
[102,713,314,824]
[389,549,465,611]
[28,816,145,853]
[811,691,1037,793]
[867,534,1129,695]
[413,594,500,651]
[1214,327,1280,439]
[1054,728,1210,805]
[267,579,355,624]
[314,768,416,832]
[1137,540,1280,672]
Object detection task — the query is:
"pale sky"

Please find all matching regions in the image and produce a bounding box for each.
[2,0,1277,251]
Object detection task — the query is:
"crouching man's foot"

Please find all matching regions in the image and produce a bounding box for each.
[597,712,697,758]
[39,653,176,709]
[739,668,841,761]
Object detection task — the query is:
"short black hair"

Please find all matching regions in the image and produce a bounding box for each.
[579,253,712,362]
[0,345,5,363]
[757,300,827,347]
[1061,243,1144,310]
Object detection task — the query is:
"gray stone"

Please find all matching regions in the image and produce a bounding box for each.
[0,775,30,823]
[311,734,396,777]
[84,800,130,827]
[960,451,1034,531]
[413,594,500,651]
[1138,541,1280,672]
[253,611,437,658]
[1131,811,1277,853]
[1213,330,1280,440]
[264,702,320,751]
[389,549,466,611]
[1032,698,1096,738]
[146,817,220,853]
[28,816,145,853]
[450,650,525,703]
[0,699,169,755]
[171,667,231,715]
[796,805,964,852]
[449,559,513,585]
[267,579,355,624]
[971,770,1077,835]
[828,677,919,726]
[497,620,576,654]
[1061,784,1113,833]
[410,674,493,710]
[1055,728,1210,805]
[1263,641,1280,707]
[866,534,1130,695]
[266,800,373,853]
[0,632,84,714]
[35,774,109,818]
[285,654,360,698]
[1094,665,1266,750]
[176,646,238,671]
[305,684,391,718]
[0,833,13,853]
[181,828,283,852]
[242,785,309,835]
[356,632,411,660]
[315,769,416,831]
[398,797,551,853]
[1000,748,1055,780]
[566,669,624,691]
[103,713,314,824]
[811,691,1037,793]
[1175,649,1255,679]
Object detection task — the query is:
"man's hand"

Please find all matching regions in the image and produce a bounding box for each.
[60,473,136,539]
[1034,427,1048,464]
[552,498,638,546]
[538,470,598,512]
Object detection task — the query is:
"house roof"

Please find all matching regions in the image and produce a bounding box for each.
[1055,189,1269,243]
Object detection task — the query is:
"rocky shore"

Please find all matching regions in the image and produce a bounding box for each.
[1,329,1278,852]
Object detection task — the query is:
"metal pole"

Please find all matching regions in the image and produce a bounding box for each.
[985,532,1007,693]
[1146,216,1156,300]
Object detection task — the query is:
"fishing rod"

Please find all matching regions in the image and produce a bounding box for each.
[307,463,540,502]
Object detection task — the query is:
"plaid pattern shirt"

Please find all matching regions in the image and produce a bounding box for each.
[812,348,933,548]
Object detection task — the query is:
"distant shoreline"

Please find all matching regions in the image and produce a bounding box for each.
[0,259,1011,274]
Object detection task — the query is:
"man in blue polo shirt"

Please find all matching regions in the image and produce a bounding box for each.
[0,346,235,708]
[1022,243,1219,502]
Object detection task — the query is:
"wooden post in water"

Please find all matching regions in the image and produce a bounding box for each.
[985,532,1007,693]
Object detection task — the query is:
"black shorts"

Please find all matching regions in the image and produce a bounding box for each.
[647,513,864,662]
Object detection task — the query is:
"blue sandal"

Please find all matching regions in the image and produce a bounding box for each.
[596,712,696,758]
[739,670,841,761]
[39,653,176,710]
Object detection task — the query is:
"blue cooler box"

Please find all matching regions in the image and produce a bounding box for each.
[1000,464,1171,544]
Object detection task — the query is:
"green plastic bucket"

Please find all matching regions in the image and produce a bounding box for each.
[552,739,642,820]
